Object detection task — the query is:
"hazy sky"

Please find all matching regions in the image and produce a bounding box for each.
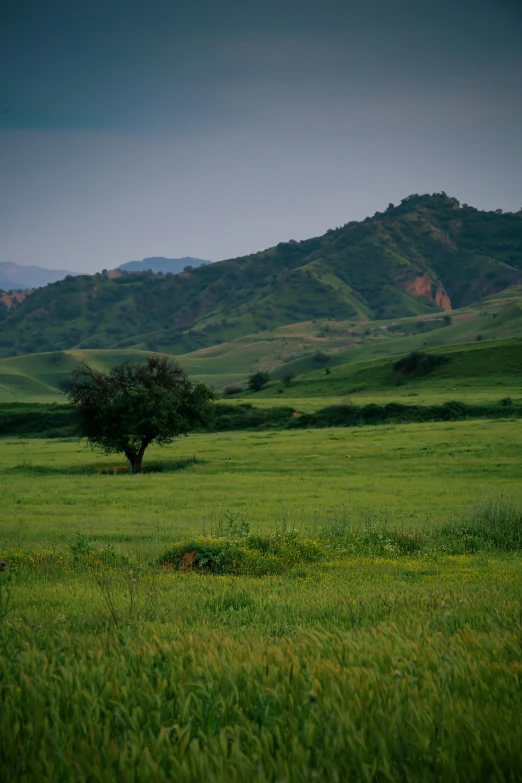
[1,0,521,272]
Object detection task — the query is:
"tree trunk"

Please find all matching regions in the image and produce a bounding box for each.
[125,439,151,473]
[123,447,142,473]
[130,453,143,473]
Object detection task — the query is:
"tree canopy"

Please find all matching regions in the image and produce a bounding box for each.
[247,370,270,392]
[63,356,214,471]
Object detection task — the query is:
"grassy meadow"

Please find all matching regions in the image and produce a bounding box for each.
[2,419,522,549]
[1,417,522,781]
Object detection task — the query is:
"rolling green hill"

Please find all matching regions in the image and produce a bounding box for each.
[1,322,521,409]
[0,350,161,403]
[250,337,522,407]
[1,284,522,404]
[1,193,521,359]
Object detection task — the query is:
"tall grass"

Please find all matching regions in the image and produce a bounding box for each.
[461,496,522,551]
[1,423,521,779]
[0,550,521,781]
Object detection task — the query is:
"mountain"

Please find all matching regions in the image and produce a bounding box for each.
[117,257,210,274]
[1,193,521,358]
[0,262,79,291]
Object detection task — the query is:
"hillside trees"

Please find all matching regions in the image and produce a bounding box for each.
[282,370,295,387]
[248,371,270,392]
[2,194,522,356]
[63,357,214,471]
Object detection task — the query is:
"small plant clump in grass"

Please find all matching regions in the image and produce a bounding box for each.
[392,530,423,554]
[69,534,134,571]
[159,532,325,576]
[439,496,522,553]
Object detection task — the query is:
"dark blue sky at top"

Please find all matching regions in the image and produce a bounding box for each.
[1,0,521,271]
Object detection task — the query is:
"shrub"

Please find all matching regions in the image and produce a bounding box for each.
[393,351,449,377]
[313,349,330,363]
[223,383,243,396]
[247,371,270,392]
[159,532,325,576]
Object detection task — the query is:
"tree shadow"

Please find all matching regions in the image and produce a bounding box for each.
[7,456,204,476]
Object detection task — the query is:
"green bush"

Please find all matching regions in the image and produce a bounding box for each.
[313,349,330,363]
[223,383,243,396]
[247,371,270,392]
[159,532,325,576]
[393,351,449,376]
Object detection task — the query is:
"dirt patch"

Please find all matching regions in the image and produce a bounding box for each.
[0,289,34,309]
[177,550,198,572]
[162,550,206,573]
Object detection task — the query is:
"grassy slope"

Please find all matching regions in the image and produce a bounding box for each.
[250,337,522,407]
[0,305,522,410]
[2,291,521,403]
[0,349,169,402]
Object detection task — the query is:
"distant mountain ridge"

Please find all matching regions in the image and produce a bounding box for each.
[1,193,521,357]
[0,262,79,291]
[0,257,211,292]
[117,257,210,274]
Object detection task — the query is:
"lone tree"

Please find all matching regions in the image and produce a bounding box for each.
[247,370,270,392]
[282,370,295,388]
[63,357,214,472]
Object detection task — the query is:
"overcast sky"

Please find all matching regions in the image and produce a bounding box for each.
[1,0,521,272]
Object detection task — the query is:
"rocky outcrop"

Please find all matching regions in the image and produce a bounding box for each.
[400,274,452,310]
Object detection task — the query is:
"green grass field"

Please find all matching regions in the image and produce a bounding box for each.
[1,419,522,548]
[1,418,521,780]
